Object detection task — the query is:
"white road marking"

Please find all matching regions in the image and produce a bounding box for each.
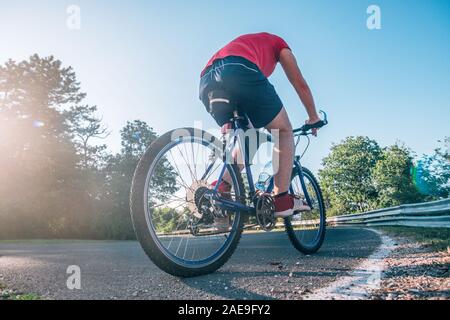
[304,228,395,300]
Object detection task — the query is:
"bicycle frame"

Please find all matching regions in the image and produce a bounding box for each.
[201,112,315,216]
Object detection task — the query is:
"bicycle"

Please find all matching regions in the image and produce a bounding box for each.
[130,97,328,277]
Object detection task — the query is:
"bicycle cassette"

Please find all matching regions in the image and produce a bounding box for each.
[186,180,210,219]
[255,194,276,231]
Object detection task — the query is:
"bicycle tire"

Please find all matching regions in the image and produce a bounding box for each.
[130,127,245,277]
[284,166,326,254]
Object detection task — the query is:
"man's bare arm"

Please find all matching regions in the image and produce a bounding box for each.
[279,48,320,123]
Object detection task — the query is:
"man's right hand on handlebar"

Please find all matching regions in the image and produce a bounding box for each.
[305,117,322,137]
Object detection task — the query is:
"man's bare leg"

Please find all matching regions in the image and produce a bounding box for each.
[265,107,294,195]
[265,107,310,217]
[212,107,307,221]
[216,108,293,194]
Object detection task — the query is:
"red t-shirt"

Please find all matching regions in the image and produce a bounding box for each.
[201,32,290,78]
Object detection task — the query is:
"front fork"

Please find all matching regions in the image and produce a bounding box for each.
[292,157,314,209]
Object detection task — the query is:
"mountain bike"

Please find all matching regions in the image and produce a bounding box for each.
[130,98,328,277]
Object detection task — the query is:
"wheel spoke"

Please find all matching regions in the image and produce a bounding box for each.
[143,136,242,267]
[205,161,222,182]
[169,150,193,191]
[177,143,197,184]
[151,197,187,209]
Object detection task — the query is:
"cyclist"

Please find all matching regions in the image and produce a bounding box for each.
[199,32,322,220]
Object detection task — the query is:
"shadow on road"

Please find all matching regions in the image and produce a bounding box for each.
[182,269,343,300]
[180,228,382,299]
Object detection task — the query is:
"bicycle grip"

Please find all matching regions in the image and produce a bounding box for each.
[300,120,326,132]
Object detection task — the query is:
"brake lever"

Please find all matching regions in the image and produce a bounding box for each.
[319,110,328,125]
[296,109,328,134]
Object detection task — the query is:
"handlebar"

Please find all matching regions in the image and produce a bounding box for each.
[293,110,328,135]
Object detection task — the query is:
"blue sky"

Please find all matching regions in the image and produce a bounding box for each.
[1,0,449,173]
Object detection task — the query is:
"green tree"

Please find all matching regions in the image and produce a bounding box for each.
[120,120,157,156]
[319,136,382,215]
[98,120,177,239]
[0,55,84,238]
[65,105,110,169]
[152,208,179,233]
[413,137,450,198]
[372,144,423,207]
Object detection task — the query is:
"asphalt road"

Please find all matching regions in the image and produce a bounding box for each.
[0,228,381,300]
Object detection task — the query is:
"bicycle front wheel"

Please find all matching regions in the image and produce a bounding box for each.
[130,127,245,277]
[284,166,326,254]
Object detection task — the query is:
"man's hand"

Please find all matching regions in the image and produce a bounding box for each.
[305,117,321,136]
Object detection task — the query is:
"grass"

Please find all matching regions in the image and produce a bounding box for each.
[9,293,41,300]
[379,227,450,252]
[0,282,41,300]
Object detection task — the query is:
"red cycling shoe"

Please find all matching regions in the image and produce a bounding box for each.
[274,193,311,218]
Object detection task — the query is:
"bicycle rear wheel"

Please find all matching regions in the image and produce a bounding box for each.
[284,166,326,254]
[130,127,245,277]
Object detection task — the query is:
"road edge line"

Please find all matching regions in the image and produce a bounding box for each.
[304,228,396,300]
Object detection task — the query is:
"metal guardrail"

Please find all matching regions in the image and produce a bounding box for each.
[327,198,450,228]
[155,199,450,236]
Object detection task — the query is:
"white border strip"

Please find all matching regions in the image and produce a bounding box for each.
[304,229,395,300]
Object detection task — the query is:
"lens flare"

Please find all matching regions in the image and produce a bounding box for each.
[411,160,431,195]
[32,120,45,128]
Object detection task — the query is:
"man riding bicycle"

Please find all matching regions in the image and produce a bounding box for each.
[130,32,327,276]
[199,32,322,219]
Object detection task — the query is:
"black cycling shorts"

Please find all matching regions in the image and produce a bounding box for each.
[199,56,283,129]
